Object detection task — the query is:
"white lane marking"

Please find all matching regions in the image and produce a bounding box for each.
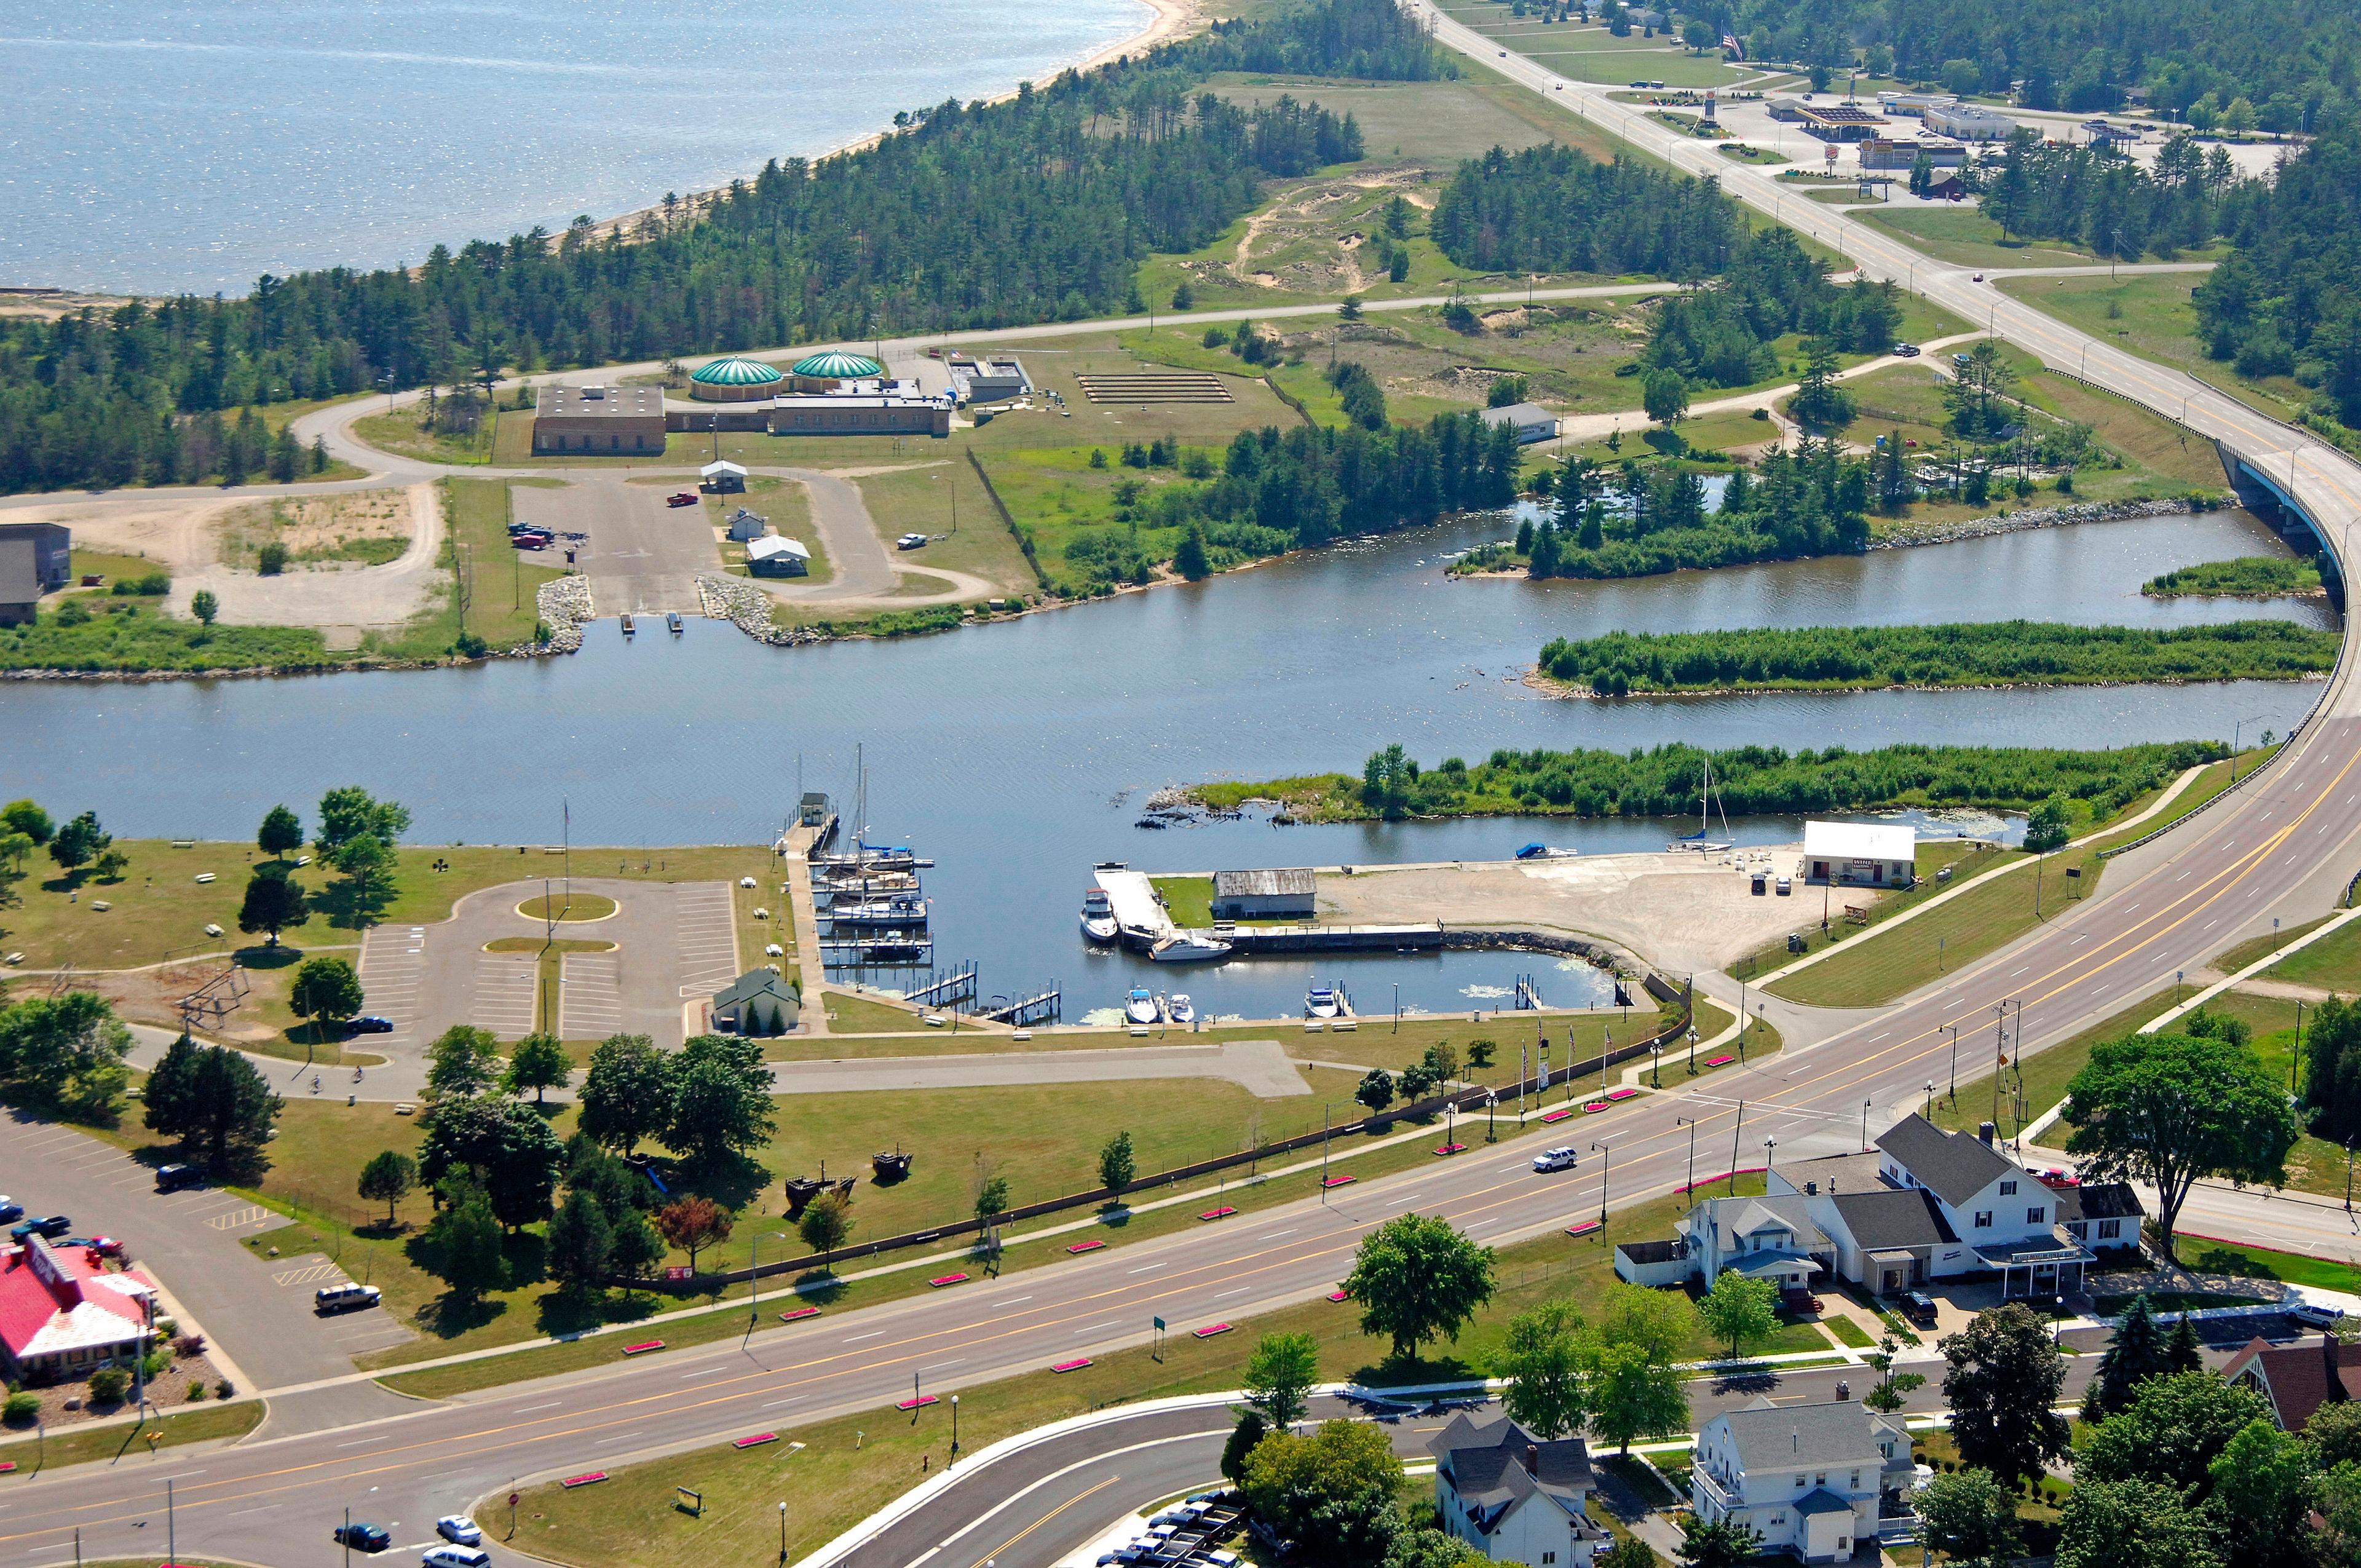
[1128,1262,1165,1274]
[908,1550,941,1567]
[2009,967,2029,977]
[230,1505,278,1516]
[1214,1286,1251,1299]
[998,1296,1032,1306]
[1259,1229,1297,1240]
[514,1401,563,1412]
[931,1429,1232,1552]
[845,1330,885,1342]
[1867,1031,1889,1042]
[923,1358,967,1371]
[1077,1319,1120,1334]
[337,1438,375,1448]
[680,1367,726,1379]
[762,1396,805,1409]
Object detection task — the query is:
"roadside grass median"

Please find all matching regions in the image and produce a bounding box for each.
[497,1175,1809,1568]
[0,1400,263,1477]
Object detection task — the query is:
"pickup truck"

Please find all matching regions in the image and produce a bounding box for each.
[666,492,698,507]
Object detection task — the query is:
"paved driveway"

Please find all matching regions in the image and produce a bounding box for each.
[514,477,718,614]
[0,1112,414,1430]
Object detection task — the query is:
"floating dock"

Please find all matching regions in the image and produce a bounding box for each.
[1096,869,1174,950]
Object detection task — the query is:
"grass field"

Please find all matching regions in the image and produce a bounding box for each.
[1731,841,1998,983]
[355,403,504,465]
[1856,208,2104,271]
[0,1400,264,1477]
[438,478,569,651]
[2267,918,2361,993]
[497,1175,1814,1568]
[1995,271,2311,422]
[1767,842,2102,1009]
[1433,1,1747,90]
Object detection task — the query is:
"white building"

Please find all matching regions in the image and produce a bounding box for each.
[1479,402,1559,444]
[1924,102,2019,141]
[1691,1398,1914,1562]
[1209,868,1316,921]
[1431,1413,1607,1567]
[1801,821,1915,888]
[745,536,812,577]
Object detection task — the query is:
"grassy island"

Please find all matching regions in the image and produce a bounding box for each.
[1190,739,2227,822]
[1533,620,2337,696]
[2143,556,2326,599]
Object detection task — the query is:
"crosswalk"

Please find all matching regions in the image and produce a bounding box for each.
[561,953,625,1038]
[674,883,740,997]
[471,954,540,1039]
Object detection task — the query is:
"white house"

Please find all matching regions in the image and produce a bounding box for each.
[1431,1413,1607,1567]
[725,507,769,543]
[1864,1114,2093,1297]
[1801,821,1915,888]
[1692,1397,1913,1562]
[1479,402,1559,445]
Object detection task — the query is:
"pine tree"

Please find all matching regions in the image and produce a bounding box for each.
[2083,1293,2167,1419]
[2162,1311,2202,1374]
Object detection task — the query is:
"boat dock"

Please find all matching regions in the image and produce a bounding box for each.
[1211,922,1442,953]
[979,984,1062,1026]
[1096,869,1174,949]
[902,964,978,1010]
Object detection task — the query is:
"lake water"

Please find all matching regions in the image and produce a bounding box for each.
[1,0,1150,295]
[0,507,2330,1019]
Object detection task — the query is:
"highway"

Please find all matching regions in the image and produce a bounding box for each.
[7,28,2361,1568]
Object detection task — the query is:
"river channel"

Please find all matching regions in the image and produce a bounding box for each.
[1,508,2332,1021]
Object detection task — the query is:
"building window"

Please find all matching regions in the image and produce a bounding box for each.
[1999,1180,2017,1196]
[2028,1206,2046,1224]
[1974,1211,1992,1228]
[1542,1556,1556,1566]
[2098,1218,2122,1240]
[1849,1472,1860,1489]
[1796,1475,1807,1487]
[1771,1513,1787,1526]
[1815,1473,1827,1487]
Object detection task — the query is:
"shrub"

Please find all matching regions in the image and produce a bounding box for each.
[187,1379,208,1401]
[2,1390,38,1423]
[257,541,289,575]
[215,1378,234,1399]
[88,1366,129,1404]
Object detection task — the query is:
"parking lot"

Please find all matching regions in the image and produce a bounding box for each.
[0,1112,414,1427]
[359,877,738,1051]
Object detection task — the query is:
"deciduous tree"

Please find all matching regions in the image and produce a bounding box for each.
[502,1032,571,1103]
[2077,1369,2269,1497]
[2064,1032,2298,1253]
[0,991,132,1120]
[237,865,309,945]
[665,1032,775,1167]
[577,1033,673,1154]
[655,1195,734,1273]
[257,804,304,860]
[1916,1467,2023,1564]
[799,1190,853,1261]
[1498,1299,1589,1439]
[358,1149,417,1225]
[1696,1269,1776,1360]
[545,1188,613,1294]
[1243,1331,1321,1431]
[427,1024,502,1099]
[1941,1303,2070,1487]
[424,1186,507,1303]
[1343,1213,1495,1363]
[1240,1420,1405,1568]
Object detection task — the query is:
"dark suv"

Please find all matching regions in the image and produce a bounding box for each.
[9,1215,70,1241]
[155,1163,202,1192]
[332,1523,392,1553]
[1898,1290,1939,1326]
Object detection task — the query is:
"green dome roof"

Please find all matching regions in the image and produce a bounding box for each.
[691,355,783,386]
[791,351,884,380]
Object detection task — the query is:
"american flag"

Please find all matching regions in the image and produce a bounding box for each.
[1722,33,1745,58]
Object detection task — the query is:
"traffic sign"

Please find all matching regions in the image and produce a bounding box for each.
[1152,1316,1165,1331]
[508,1494,521,1508]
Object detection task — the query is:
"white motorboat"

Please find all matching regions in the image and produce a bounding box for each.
[1125,988,1160,1024]
[1080,887,1120,943]
[1168,994,1196,1024]
[1150,932,1232,963]
[1305,984,1341,1019]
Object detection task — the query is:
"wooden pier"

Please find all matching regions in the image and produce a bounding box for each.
[902,964,978,1010]
[979,985,1062,1026]
[1514,973,1544,1010]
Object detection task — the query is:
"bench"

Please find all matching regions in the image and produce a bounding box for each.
[1193,1322,1235,1339]
[896,1394,939,1411]
[1198,1206,1237,1222]
[561,1473,609,1489]
[1066,1240,1107,1254]
[1564,1220,1602,1238]
[1320,1175,1356,1189]
[779,1307,820,1323]
[733,1433,780,1449]
[928,1272,970,1288]
[1052,1358,1093,1373]
[622,1340,665,1356]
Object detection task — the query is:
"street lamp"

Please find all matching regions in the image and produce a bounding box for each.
[778,1501,789,1562]
[1924,1080,1935,1120]
[1676,1115,1698,1196]
[1591,1141,1612,1229]
[1651,1042,1663,1088]
[1861,1098,1873,1152]
[951,1393,960,1462]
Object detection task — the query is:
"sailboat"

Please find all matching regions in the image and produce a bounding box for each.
[1669,752,1735,852]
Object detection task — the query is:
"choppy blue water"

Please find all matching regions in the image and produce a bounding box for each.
[1,0,1149,295]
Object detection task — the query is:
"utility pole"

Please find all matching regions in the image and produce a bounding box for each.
[1728,1101,1745,1194]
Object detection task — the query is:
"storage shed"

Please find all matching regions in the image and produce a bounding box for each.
[745,536,812,577]
[1802,822,1916,888]
[1478,402,1559,444]
[1211,868,1316,920]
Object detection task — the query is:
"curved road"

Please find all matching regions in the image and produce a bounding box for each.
[7,42,2361,1568]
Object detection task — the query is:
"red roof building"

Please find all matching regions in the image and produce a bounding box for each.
[0,1236,156,1384]
[2223,1333,2361,1431]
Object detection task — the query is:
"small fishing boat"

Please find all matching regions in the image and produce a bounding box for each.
[1516,843,1578,860]
[1080,887,1119,943]
[1125,988,1160,1024]
[620,612,636,636]
[1305,984,1341,1020]
[1168,994,1196,1024]
[666,611,684,635]
[1151,932,1232,963]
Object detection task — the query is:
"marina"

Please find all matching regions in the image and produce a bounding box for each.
[0,507,2327,1020]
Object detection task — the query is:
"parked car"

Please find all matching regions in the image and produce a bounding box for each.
[345,1015,395,1035]
[1898,1290,1939,1326]
[895,533,929,550]
[10,1215,70,1241]
[333,1524,392,1553]
[665,492,698,508]
[154,1164,201,1192]
[0,1198,20,1224]
[422,1547,490,1568]
[2292,1300,2347,1331]
[74,1236,125,1258]
[1774,875,1792,895]
[1532,1146,1580,1173]
[1891,342,1920,357]
[513,534,552,551]
[316,1283,383,1314]
[1750,872,1766,895]
[436,1518,483,1546]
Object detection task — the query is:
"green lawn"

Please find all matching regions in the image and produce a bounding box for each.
[1995,271,2312,425]
[1765,842,2094,1008]
[494,1175,1808,1568]
[2268,917,2361,993]
[1856,208,2105,271]
[0,1401,264,1478]
[2173,1235,2357,1293]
